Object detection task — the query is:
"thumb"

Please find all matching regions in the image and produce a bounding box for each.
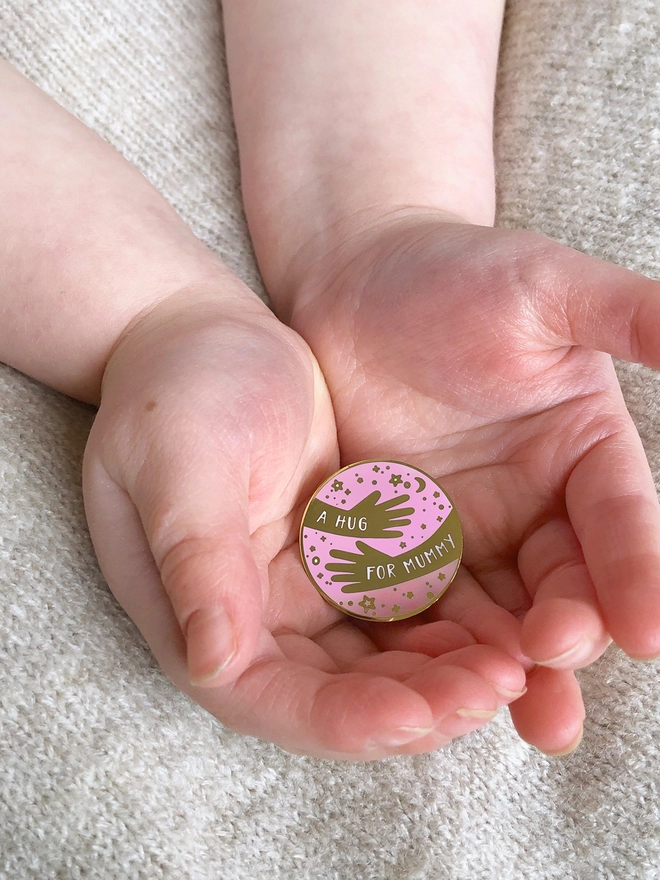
[537,240,660,367]
[152,504,263,688]
[85,438,263,689]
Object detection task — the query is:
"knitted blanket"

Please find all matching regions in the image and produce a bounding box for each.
[1,2,659,877]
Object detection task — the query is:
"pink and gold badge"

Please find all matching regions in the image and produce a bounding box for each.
[300,461,463,621]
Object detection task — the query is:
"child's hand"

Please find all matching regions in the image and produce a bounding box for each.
[285,215,660,754]
[82,286,526,759]
[0,61,525,759]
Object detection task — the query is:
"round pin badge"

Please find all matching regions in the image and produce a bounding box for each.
[300,461,463,622]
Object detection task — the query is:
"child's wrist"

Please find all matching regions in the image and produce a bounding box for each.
[101,278,275,401]
[267,205,473,322]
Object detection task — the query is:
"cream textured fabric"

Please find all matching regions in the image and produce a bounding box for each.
[1,2,659,878]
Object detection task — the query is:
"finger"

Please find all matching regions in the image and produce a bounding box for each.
[431,566,532,668]
[264,541,344,635]
[83,457,191,683]
[468,562,532,621]
[518,519,611,668]
[351,650,434,680]
[151,498,263,687]
[419,645,527,701]
[353,664,508,756]
[210,656,437,759]
[275,632,341,673]
[360,619,477,656]
[537,241,660,369]
[375,644,524,756]
[404,663,500,740]
[508,666,585,756]
[353,645,526,702]
[220,644,513,757]
[566,423,660,659]
[87,446,263,688]
[313,619,381,671]
[532,244,660,656]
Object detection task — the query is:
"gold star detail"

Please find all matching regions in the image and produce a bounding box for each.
[358,595,376,612]
[389,474,403,487]
[331,480,343,492]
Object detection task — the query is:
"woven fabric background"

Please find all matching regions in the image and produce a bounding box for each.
[1,2,659,878]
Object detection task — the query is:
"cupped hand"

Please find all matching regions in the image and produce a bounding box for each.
[82,283,526,759]
[285,215,660,754]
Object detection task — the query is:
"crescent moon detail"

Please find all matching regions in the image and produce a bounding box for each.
[414,477,426,493]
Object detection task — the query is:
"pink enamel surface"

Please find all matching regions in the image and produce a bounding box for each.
[300,461,462,621]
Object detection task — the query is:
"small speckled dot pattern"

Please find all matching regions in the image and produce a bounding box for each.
[300,461,463,621]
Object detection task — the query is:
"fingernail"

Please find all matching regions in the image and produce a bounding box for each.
[535,639,592,669]
[492,684,528,701]
[367,726,434,749]
[437,708,499,738]
[189,653,236,687]
[187,607,237,687]
[455,708,499,720]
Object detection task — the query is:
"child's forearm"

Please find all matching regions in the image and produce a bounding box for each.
[0,61,249,403]
[223,0,505,307]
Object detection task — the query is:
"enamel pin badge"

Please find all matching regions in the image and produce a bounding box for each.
[300,461,463,621]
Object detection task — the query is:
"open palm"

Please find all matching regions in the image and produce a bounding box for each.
[83,290,526,760]
[288,218,660,752]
